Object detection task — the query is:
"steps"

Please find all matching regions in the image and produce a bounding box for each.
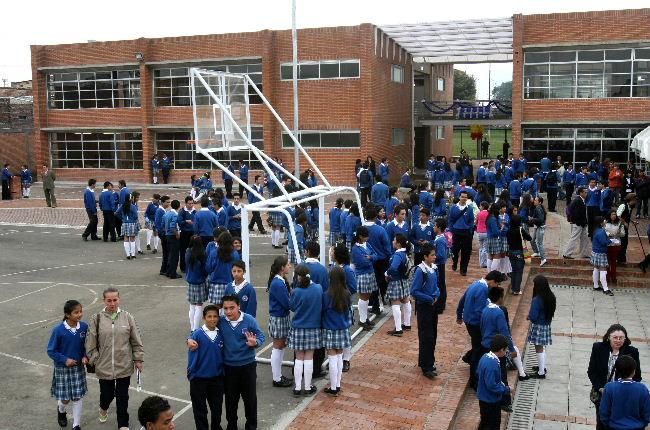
[528,257,649,289]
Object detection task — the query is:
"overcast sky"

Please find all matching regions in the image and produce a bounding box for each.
[0,0,644,97]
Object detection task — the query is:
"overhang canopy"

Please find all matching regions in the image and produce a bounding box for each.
[381,18,513,64]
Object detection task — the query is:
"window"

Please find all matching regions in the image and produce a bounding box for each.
[155,127,264,170]
[280,60,360,80]
[281,130,360,148]
[391,65,404,83]
[436,126,445,140]
[153,61,263,107]
[437,77,445,91]
[523,46,650,99]
[392,128,405,146]
[47,70,141,109]
[50,132,142,169]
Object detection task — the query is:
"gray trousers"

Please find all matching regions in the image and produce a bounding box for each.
[44,188,57,207]
[564,224,589,258]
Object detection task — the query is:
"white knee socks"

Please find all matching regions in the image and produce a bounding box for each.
[294,359,304,390]
[130,241,136,256]
[123,241,130,257]
[501,257,512,274]
[490,258,501,272]
[135,235,141,252]
[358,299,369,323]
[537,350,546,375]
[402,302,412,327]
[329,355,338,389]
[303,360,314,389]
[271,348,284,382]
[153,176,158,184]
[146,229,153,246]
[57,400,66,413]
[72,399,82,427]
[391,304,402,331]
[343,347,352,361]
[512,346,526,377]
[153,235,160,250]
[189,305,195,331]
[593,268,600,289]
[599,271,609,291]
[193,305,203,331]
[486,258,492,272]
[336,353,343,389]
[272,230,279,246]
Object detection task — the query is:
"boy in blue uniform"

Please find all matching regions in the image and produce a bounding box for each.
[155,196,170,274]
[163,199,182,279]
[224,261,257,317]
[371,175,389,208]
[20,165,32,198]
[477,334,512,430]
[227,193,243,238]
[379,158,390,183]
[144,193,160,251]
[328,198,344,245]
[238,160,249,198]
[599,355,650,430]
[99,181,117,242]
[82,179,100,241]
[410,207,434,266]
[586,180,602,238]
[178,196,196,272]
[247,175,266,234]
[563,164,576,203]
[433,218,449,313]
[194,196,219,247]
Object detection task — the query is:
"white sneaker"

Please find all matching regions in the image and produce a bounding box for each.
[531,253,540,257]
[540,259,547,267]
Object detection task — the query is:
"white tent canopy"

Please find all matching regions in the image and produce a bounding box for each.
[631,125,650,161]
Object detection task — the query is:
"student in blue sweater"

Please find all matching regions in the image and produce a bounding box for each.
[508,173,522,207]
[592,216,614,296]
[385,204,410,246]
[117,192,141,260]
[288,213,307,264]
[410,208,434,265]
[401,168,413,190]
[449,191,475,276]
[99,181,117,243]
[433,218,449,314]
[331,244,357,371]
[431,189,448,220]
[194,196,218,248]
[386,233,411,337]
[155,196,170,273]
[527,275,556,379]
[47,300,88,430]
[178,196,196,272]
[586,179,602,237]
[385,187,400,222]
[328,198,344,245]
[227,193,243,238]
[186,235,209,332]
[206,232,240,307]
[82,178,99,241]
[224,261,257,317]
[187,304,224,430]
[352,226,379,330]
[600,355,650,430]
[477,334,512,430]
[371,175,389,208]
[289,264,324,396]
[338,200,352,243]
[143,193,160,252]
[267,256,294,388]
[322,266,353,396]
[410,243,440,379]
[210,196,229,231]
[379,158,390,183]
[343,203,362,250]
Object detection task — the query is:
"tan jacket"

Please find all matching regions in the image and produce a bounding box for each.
[85,308,144,380]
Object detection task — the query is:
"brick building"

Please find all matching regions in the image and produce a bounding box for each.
[0,80,34,171]
[30,25,426,184]
[512,8,650,166]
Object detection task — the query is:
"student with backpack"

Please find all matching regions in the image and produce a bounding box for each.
[357,162,373,207]
[476,335,512,430]
[385,233,411,337]
[351,226,379,330]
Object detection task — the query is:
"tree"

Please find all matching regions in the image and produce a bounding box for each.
[453,69,476,101]
[492,80,512,101]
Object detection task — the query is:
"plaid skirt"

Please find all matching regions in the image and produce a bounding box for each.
[443,180,453,190]
[386,279,409,301]
[187,282,208,303]
[356,272,378,294]
[144,219,154,230]
[329,230,340,246]
[268,212,282,226]
[288,247,302,265]
[528,323,552,346]
[591,251,609,268]
[500,237,509,253]
[121,222,140,237]
[346,239,352,251]
[288,327,322,351]
[269,315,291,339]
[322,328,351,349]
[51,365,87,401]
[434,182,444,190]
[486,236,502,254]
[208,282,228,304]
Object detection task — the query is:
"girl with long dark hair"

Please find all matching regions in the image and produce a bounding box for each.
[527,275,556,379]
[206,231,239,307]
[267,256,293,388]
[185,235,208,331]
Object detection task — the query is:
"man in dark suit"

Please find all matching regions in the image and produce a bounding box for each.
[563,186,589,259]
[42,165,57,208]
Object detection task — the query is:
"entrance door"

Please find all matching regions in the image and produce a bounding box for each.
[414,126,429,169]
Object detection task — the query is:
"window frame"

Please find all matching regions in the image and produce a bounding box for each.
[391,65,404,84]
[281,130,361,149]
[46,70,141,110]
[279,60,361,81]
[49,131,143,169]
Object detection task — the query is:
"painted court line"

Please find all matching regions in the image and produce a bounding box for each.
[0,284,59,304]
[0,256,160,278]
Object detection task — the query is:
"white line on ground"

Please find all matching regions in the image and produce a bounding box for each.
[0,284,59,304]
[173,403,194,420]
[22,319,48,326]
[0,222,84,229]
[0,256,161,278]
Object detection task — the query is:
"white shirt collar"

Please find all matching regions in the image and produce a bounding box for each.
[233,204,242,209]
[201,324,219,341]
[486,351,500,361]
[274,274,285,281]
[169,208,178,214]
[86,187,93,191]
[200,207,210,211]
[393,219,405,228]
[487,299,499,309]
[396,248,406,253]
[419,223,429,229]
[64,321,80,332]
[228,311,244,326]
[217,207,224,213]
[363,221,375,227]
[232,279,248,294]
[185,207,195,213]
[305,257,319,263]
[358,242,368,249]
[479,279,488,286]
[418,261,436,273]
[456,202,467,209]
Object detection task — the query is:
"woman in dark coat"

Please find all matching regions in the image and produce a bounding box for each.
[587,323,642,430]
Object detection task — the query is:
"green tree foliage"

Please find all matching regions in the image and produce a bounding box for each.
[492,80,512,101]
[453,69,476,101]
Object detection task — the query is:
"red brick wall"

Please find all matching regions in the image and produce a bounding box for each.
[512,9,650,154]
[0,131,33,171]
[429,64,454,158]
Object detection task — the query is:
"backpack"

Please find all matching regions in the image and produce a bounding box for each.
[398,255,412,278]
[359,169,371,187]
[546,171,557,186]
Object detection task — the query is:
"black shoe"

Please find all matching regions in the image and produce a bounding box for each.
[531,366,547,374]
[452,261,458,271]
[152,249,157,254]
[282,240,288,245]
[293,389,302,396]
[402,325,411,331]
[168,274,182,279]
[529,372,546,379]
[82,236,88,242]
[91,236,101,241]
[518,374,530,381]
[272,376,293,387]
[422,370,437,379]
[562,255,574,259]
[72,426,81,430]
[460,272,467,276]
[387,329,403,337]
[639,262,647,274]
[103,239,108,242]
[57,409,67,427]
[461,353,471,364]
[604,290,614,296]
[260,230,268,235]
[159,271,167,276]
[593,286,603,291]
[501,404,513,413]
[342,360,350,372]
[305,385,317,395]
[110,239,117,242]
[147,244,151,250]
[126,256,131,260]
[137,250,144,255]
[360,321,373,331]
[131,255,136,259]
[119,236,124,240]
[370,308,382,316]
[323,387,339,397]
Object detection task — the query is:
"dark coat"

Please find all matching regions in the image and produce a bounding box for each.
[569,195,587,227]
[587,341,642,392]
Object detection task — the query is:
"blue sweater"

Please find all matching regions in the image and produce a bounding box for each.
[366,223,392,260]
[460,280,489,326]
[162,209,179,236]
[434,234,449,264]
[400,173,412,188]
[99,189,116,211]
[287,223,305,251]
[185,250,208,285]
[379,163,389,182]
[338,210,349,235]
[342,264,357,295]
[410,264,439,304]
[600,380,650,430]
[304,260,329,292]
[384,220,410,245]
[224,282,257,317]
[218,313,264,366]
[576,173,589,187]
[290,283,323,329]
[118,187,130,205]
[486,170,496,186]
[592,228,611,254]
[206,250,240,284]
[227,205,242,231]
[477,352,510,403]
[486,216,500,238]
[509,180,522,199]
[194,208,218,236]
[269,277,291,317]
[563,169,576,184]
[47,322,88,367]
[351,243,377,274]
[116,204,139,224]
[385,197,400,219]
[480,303,514,351]
[213,207,228,228]
[187,327,224,380]
[477,167,487,183]
[410,223,434,254]
[448,204,475,232]
[419,191,433,211]
[343,215,362,243]
[454,186,477,201]
[371,182,389,207]
[154,207,166,232]
[431,198,447,218]
[586,187,601,207]
[144,202,158,221]
[84,188,97,213]
[178,208,196,233]
[321,292,352,330]
[386,250,409,280]
[528,296,550,325]
[329,207,342,233]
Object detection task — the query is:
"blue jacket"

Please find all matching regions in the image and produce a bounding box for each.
[248,184,264,204]
[219,313,264,366]
[563,169,576,184]
[224,282,257,317]
[162,157,172,170]
[99,189,115,211]
[84,188,97,213]
[454,186,477,201]
[178,208,196,233]
[419,191,433,211]
[576,172,589,187]
[521,178,536,195]
[592,228,611,254]
[410,264,439,304]
[194,208,219,237]
[385,197,400,220]
[477,167,487,183]
[600,380,650,429]
[304,259,330,292]
[433,169,446,186]
[341,264,357,295]
[485,170,496,186]
[222,164,235,181]
[239,164,249,182]
[509,180,522,199]
[117,204,139,224]
[1,167,12,181]
[269,276,291,317]
[184,250,208,285]
[144,202,158,221]
[338,210,349,234]
[20,169,32,183]
[151,158,160,170]
[540,157,551,173]
[187,327,224,380]
[227,205,243,231]
[118,187,130,205]
[504,166,514,183]
[400,173,412,188]
[384,220,410,244]
[212,207,228,228]
[321,291,352,330]
[434,234,449,264]
[379,163,389,182]
[351,243,377,274]
[480,302,514,351]
[600,188,613,213]
[371,182,389,207]
[154,206,167,232]
[477,352,510,403]
[162,209,179,236]
[426,159,436,172]
[287,223,305,251]
[46,321,88,367]
[486,216,500,238]
[586,187,601,207]
[329,207,342,233]
[431,198,447,218]
[448,204,475,232]
[290,283,323,329]
[366,223,392,260]
[410,223,434,254]
[460,279,489,326]
[386,249,409,281]
[343,215,362,243]
[528,296,550,325]
[206,250,240,284]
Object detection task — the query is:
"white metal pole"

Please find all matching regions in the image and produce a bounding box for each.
[318,196,325,266]
[292,0,300,175]
[241,206,250,282]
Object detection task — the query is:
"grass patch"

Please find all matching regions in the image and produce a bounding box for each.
[452,128,511,159]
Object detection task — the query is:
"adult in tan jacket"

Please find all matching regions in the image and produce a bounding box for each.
[86,287,144,430]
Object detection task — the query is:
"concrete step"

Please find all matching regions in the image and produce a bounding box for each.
[532,257,648,272]
[535,272,648,289]
[529,264,650,279]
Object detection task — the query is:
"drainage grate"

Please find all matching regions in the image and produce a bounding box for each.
[507,341,540,429]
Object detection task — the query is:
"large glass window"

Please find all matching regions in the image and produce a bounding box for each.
[281,130,360,148]
[154,127,264,170]
[153,61,263,107]
[50,132,142,169]
[522,127,643,166]
[391,65,404,83]
[523,46,649,99]
[47,70,141,109]
[280,60,360,81]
